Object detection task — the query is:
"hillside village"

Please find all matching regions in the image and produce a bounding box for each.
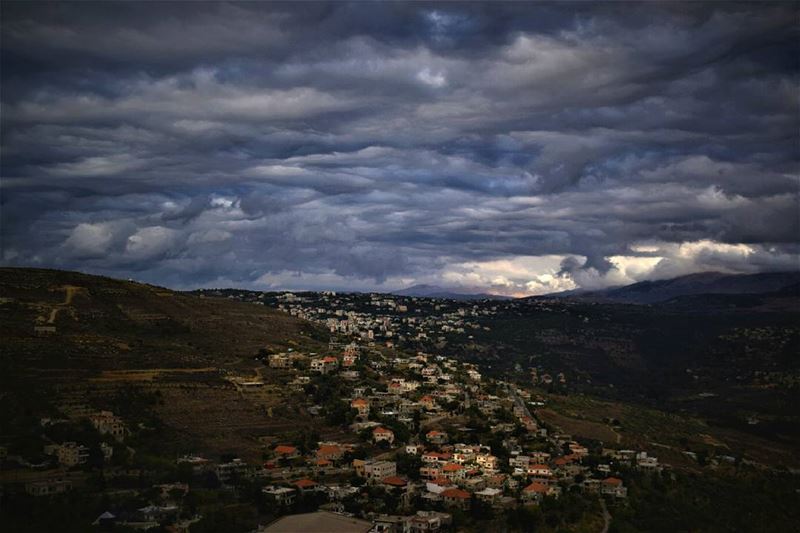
[2,336,662,532]
[2,274,797,532]
[201,289,505,347]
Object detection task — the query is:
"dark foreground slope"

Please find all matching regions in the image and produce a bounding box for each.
[0,267,327,369]
[0,267,331,460]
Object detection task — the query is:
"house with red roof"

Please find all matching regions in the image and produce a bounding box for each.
[426,430,448,445]
[316,445,344,462]
[273,445,299,459]
[527,464,553,480]
[310,356,338,375]
[485,474,507,489]
[419,395,436,410]
[351,398,370,417]
[419,465,441,479]
[601,477,627,498]
[292,478,318,493]
[422,451,452,464]
[373,427,395,445]
[441,488,471,510]
[381,476,408,488]
[522,481,549,502]
[441,462,465,482]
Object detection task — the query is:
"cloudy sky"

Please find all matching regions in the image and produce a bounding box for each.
[1,2,798,296]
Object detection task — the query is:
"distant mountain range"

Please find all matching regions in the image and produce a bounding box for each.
[391,272,800,303]
[543,271,800,304]
[391,284,510,300]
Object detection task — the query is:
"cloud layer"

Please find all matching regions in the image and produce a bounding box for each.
[1,3,798,294]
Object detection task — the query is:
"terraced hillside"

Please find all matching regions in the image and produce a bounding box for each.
[0,267,331,459]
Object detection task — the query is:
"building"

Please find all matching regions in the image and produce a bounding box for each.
[215,458,250,484]
[373,427,395,445]
[310,356,339,374]
[475,487,502,504]
[381,476,408,489]
[351,398,370,417]
[636,452,660,471]
[409,511,451,533]
[419,395,436,410]
[268,353,291,369]
[441,463,465,482]
[426,430,448,445]
[362,460,397,483]
[440,488,471,510]
[601,477,628,498]
[405,444,424,455]
[475,454,499,471]
[293,478,318,493]
[317,445,345,463]
[262,486,297,507]
[522,482,550,502]
[54,442,89,467]
[509,455,530,469]
[273,445,300,459]
[177,455,210,473]
[527,464,553,480]
[89,411,126,441]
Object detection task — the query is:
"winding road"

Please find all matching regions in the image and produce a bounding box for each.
[600,497,611,533]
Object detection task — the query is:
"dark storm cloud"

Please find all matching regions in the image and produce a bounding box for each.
[1,2,798,294]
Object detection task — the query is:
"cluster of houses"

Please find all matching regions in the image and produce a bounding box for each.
[262,291,499,348]
[2,330,664,532]
[211,347,661,530]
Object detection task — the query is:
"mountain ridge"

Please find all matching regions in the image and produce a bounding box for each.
[391,283,510,300]
[540,270,800,304]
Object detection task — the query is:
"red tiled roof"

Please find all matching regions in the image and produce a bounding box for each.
[274,445,298,455]
[293,478,317,489]
[317,445,342,456]
[442,463,463,472]
[423,452,451,460]
[373,427,393,435]
[441,488,471,499]
[603,477,623,486]
[381,476,408,487]
[524,482,548,494]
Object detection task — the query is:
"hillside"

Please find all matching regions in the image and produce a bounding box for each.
[392,284,509,300]
[0,267,332,460]
[545,271,800,304]
[0,267,327,369]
